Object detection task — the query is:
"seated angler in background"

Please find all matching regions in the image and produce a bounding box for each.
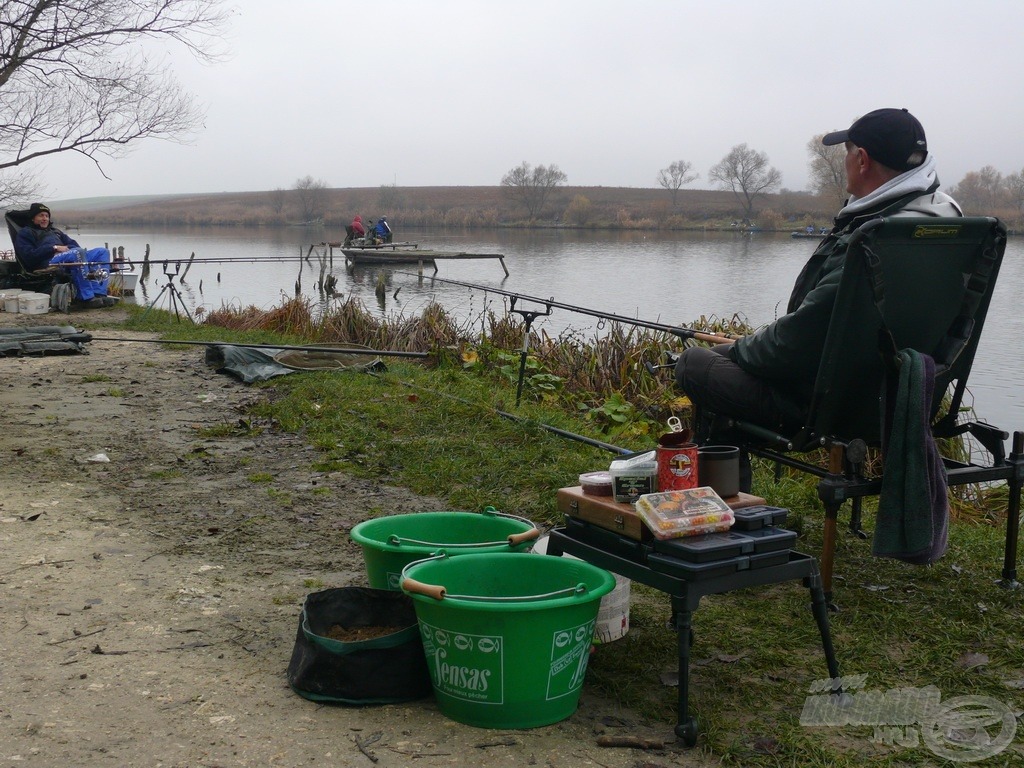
[14,202,117,308]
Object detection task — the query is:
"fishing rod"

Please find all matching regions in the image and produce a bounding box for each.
[128,241,352,268]
[81,335,431,359]
[376,372,634,456]
[64,328,630,453]
[392,271,741,345]
[135,256,333,266]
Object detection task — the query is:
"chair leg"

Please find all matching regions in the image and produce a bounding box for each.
[805,563,841,684]
[1002,431,1024,588]
[820,508,839,608]
[849,497,867,539]
[818,444,846,607]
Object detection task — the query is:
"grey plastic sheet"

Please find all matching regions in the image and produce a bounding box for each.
[205,344,385,384]
[0,325,86,356]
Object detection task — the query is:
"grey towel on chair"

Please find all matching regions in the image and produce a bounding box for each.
[874,349,949,564]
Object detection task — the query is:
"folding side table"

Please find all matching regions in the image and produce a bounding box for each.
[545,520,840,745]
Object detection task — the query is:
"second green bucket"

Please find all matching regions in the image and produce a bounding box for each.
[402,552,615,729]
[350,509,539,590]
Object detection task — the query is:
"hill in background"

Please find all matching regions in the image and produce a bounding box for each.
[53,185,836,231]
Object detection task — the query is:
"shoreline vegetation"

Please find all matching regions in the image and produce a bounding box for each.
[56,184,1023,233]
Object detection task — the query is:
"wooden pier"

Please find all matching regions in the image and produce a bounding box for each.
[323,242,509,276]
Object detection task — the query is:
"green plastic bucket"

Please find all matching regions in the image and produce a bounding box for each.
[401,552,616,729]
[350,509,539,590]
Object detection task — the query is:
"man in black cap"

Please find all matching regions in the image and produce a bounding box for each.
[675,108,962,491]
[14,203,116,308]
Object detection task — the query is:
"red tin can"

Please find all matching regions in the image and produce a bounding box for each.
[656,442,699,492]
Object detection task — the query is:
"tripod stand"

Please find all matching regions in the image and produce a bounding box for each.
[141,261,195,323]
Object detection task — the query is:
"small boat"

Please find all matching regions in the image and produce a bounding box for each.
[791,231,827,239]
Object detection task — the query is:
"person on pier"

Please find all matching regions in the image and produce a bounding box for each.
[344,214,366,246]
[374,216,393,244]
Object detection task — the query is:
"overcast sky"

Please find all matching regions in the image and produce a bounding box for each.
[36,0,1024,202]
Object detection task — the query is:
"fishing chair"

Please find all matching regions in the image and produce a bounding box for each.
[696,215,1022,604]
[4,209,62,293]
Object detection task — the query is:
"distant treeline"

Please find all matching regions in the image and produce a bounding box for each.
[59,185,841,232]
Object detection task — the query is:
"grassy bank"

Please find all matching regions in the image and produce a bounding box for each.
[120,302,1024,766]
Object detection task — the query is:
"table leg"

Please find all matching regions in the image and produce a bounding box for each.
[670,596,699,746]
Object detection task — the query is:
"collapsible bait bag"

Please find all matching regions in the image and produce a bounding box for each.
[286,587,433,704]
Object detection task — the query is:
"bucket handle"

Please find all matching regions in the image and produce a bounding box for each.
[385,507,541,549]
[401,577,448,600]
[387,533,538,549]
[400,554,588,603]
[508,527,541,546]
[483,506,543,545]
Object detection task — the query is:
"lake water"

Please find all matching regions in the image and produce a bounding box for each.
[86,224,1024,433]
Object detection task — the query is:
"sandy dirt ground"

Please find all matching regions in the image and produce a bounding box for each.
[0,307,719,768]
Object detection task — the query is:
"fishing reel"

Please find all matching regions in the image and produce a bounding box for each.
[644,350,680,377]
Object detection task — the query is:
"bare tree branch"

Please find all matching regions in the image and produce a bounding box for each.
[806,134,846,211]
[708,143,782,221]
[0,0,230,195]
[1005,169,1024,216]
[657,160,698,207]
[948,166,1007,215]
[500,161,567,219]
[0,165,39,208]
[293,175,328,224]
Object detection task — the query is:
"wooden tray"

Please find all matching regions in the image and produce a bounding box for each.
[557,486,768,542]
[557,486,650,541]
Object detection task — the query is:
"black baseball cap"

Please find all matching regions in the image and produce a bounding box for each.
[822,108,928,172]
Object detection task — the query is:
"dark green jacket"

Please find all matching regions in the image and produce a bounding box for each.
[729,182,962,411]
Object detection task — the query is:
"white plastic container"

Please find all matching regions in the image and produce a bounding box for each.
[18,292,49,315]
[4,293,22,313]
[109,271,138,293]
[533,535,630,643]
[609,450,658,504]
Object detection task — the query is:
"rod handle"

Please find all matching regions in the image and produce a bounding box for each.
[508,528,541,547]
[401,578,446,600]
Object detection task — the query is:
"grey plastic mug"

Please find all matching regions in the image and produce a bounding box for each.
[697,445,740,498]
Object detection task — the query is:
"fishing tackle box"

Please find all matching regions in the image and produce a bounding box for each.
[560,515,799,583]
[646,548,793,582]
[652,526,798,562]
[731,505,790,530]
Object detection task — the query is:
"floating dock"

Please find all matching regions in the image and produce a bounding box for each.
[327,242,508,276]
